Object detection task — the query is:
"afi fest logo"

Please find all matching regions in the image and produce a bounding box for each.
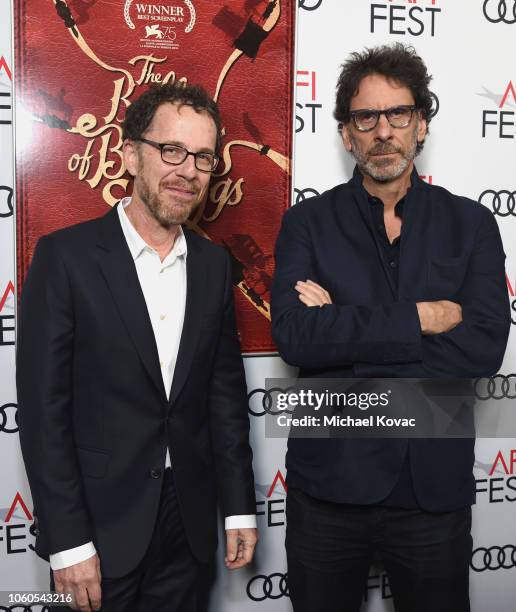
[0,281,15,347]
[364,571,392,602]
[0,492,35,556]
[0,55,12,127]
[370,0,441,37]
[296,69,322,134]
[483,0,516,24]
[481,80,516,139]
[507,271,516,325]
[124,0,196,50]
[475,448,516,504]
[255,469,287,528]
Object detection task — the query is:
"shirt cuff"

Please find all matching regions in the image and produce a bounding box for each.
[50,542,97,570]
[225,515,257,530]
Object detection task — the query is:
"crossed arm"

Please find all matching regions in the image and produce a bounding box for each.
[271,206,510,377]
[296,279,463,336]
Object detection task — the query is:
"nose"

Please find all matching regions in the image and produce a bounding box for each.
[374,112,394,141]
[175,152,198,180]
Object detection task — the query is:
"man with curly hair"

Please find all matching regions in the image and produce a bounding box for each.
[272,43,509,612]
[17,82,257,612]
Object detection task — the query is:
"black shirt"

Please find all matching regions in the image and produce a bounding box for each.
[366,191,418,509]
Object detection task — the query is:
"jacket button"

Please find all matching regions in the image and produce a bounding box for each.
[150,468,162,479]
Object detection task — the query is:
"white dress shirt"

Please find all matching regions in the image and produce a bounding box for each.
[49,199,255,570]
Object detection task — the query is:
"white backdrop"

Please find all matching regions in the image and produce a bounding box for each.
[1,1,516,611]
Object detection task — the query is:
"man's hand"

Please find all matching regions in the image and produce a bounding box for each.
[53,554,101,612]
[296,280,333,307]
[416,300,462,335]
[225,528,258,570]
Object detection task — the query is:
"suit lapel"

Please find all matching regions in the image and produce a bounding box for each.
[169,230,206,405]
[96,206,166,399]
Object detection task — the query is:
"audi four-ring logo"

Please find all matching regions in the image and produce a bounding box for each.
[473,375,516,400]
[483,0,516,23]
[0,607,51,612]
[0,186,14,218]
[294,188,320,205]
[429,91,440,119]
[298,0,323,11]
[471,545,516,572]
[479,190,516,217]
[247,573,290,601]
[248,388,294,416]
[0,403,19,434]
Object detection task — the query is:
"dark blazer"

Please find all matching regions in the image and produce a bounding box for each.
[16,205,255,578]
[271,168,510,511]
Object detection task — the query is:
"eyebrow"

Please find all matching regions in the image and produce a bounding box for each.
[162,140,215,154]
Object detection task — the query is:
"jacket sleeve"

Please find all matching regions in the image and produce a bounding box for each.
[271,206,422,369]
[16,235,93,555]
[207,251,256,518]
[420,209,510,377]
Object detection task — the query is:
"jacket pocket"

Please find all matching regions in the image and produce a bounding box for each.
[76,446,110,478]
[427,256,468,298]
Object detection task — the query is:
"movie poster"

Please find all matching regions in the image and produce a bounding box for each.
[15,0,295,352]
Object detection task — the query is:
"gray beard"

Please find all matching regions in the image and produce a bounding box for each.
[350,128,418,183]
[136,178,198,228]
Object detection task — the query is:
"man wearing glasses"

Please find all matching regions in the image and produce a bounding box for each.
[17,82,257,612]
[271,43,509,611]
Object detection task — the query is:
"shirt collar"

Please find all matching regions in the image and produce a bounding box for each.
[351,164,418,214]
[368,194,405,219]
[117,197,187,262]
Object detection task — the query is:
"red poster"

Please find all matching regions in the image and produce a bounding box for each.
[15,0,295,353]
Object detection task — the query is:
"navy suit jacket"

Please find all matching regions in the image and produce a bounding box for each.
[271,167,510,511]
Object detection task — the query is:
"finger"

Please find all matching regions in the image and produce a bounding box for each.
[74,585,92,612]
[298,293,320,308]
[87,579,102,612]
[242,540,256,564]
[305,280,332,302]
[227,545,254,569]
[225,531,238,563]
[296,281,322,296]
[304,280,325,290]
[302,285,330,304]
[297,285,326,304]
[242,541,256,565]
[226,556,248,570]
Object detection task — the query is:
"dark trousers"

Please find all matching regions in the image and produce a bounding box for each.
[52,469,212,612]
[286,488,472,612]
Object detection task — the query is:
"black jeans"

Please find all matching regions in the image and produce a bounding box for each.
[51,469,213,612]
[286,488,472,612]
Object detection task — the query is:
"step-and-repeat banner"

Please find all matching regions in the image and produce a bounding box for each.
[1,1,516,611]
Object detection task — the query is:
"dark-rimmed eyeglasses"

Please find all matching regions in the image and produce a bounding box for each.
[348,105,418,132]
[137,138,219,172]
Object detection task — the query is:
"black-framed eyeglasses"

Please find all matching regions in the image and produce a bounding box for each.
[137,137,219,172]
[349,105,418,132]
